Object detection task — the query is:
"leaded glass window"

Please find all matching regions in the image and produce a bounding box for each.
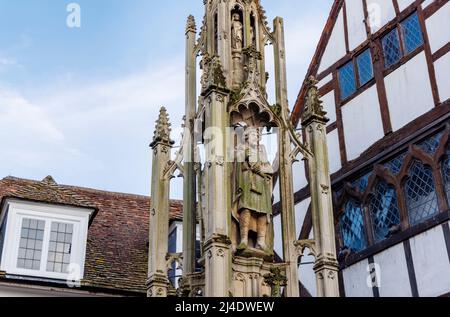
[340,200,367,252]
[17,218,45,271]
[382,29,402,68]
[417,131,444,155]
[385,153,407,175]
[369,181,401,242]
[339,61,357,100]
[352,173,371,193]
[357,49,374,86]
[46,222,73,273]
[443,152,450,203]
[401,13,424,54]
[405,160,439,226]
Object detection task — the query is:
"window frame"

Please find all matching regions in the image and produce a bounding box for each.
[337,47,375,102]
[0,199,93,281]
[335,126,450,260]
[381,11,425,72]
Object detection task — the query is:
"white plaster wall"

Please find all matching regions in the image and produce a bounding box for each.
[327,129,342,174]
[385,52,434,131]
[322,90,337,124]
[342,85,385,161]
[366,0,396,33]
[295,198,311,238]
[273,214,283,260]
[425,2,450,53]
[434,52,450,102]
[293,158,308,193]
[319,9,347,73]
[318,73,333,88]
[397,0,416,12]
[374,244,412,297]
[345,0,368,51]
[343,259,374,297]
[410,225,450,297]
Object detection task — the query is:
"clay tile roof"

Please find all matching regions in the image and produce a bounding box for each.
[0,176,183,295]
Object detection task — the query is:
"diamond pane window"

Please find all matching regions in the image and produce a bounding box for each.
[46,222,73,273]
[443,152,450,203]
[357,49,374,86]
[405,160,439,226]
[382,29,402,68]
[339,61,357,100]
[352,173,371,193]
[385,153,407,175]
[17,218,45,271]
[369,181,401,242]
[340,200,367,252]
[401,13,424,54]
[417,131,444,155]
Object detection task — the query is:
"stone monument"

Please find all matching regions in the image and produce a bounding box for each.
[147,0,340,298]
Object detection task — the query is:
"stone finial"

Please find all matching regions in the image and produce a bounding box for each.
[186,15,197,34]
[150,107,174,148]
[301,76,328,125]
[264,267,288,298]
[200,55,227,92]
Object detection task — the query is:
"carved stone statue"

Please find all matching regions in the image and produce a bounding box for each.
[231,13,243,51]
[234,128,274,252]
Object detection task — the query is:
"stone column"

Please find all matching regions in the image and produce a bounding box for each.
[147,107,174,297]
[183,15,198,277]
[302,77,340,297]
[217,0,232,86]
[202,70,232,297]
[273,17,300,298]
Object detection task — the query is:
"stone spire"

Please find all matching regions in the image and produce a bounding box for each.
[151,107,174,148]
[186,15,196,34]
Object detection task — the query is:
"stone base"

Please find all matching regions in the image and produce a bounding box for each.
[146,273,169,297]
[235,247,274,262]
[231,256,285,297]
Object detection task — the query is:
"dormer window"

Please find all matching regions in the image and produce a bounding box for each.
[0,199,93,282]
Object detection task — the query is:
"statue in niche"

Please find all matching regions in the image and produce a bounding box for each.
[231,13,243,51]
[234,127,274,253]
[250,25,256,47]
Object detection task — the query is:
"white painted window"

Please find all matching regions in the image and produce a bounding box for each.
[0,199,93,281]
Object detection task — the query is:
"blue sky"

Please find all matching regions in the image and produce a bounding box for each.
[0,0,332,198]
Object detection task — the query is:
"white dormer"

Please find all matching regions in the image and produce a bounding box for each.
[0,199,94,282]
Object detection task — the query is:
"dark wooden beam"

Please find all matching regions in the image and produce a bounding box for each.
[403,240,419,297]
[442,222,450,264]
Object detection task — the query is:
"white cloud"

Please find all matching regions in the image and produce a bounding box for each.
[0,56,185,194]
[0,87,73,168]
[0,56,22,73]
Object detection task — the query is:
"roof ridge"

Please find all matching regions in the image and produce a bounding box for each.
[1,176,183,203]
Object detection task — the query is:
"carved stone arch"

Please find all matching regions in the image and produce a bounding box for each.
[231,3,244,21]
[230,101,277,129]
